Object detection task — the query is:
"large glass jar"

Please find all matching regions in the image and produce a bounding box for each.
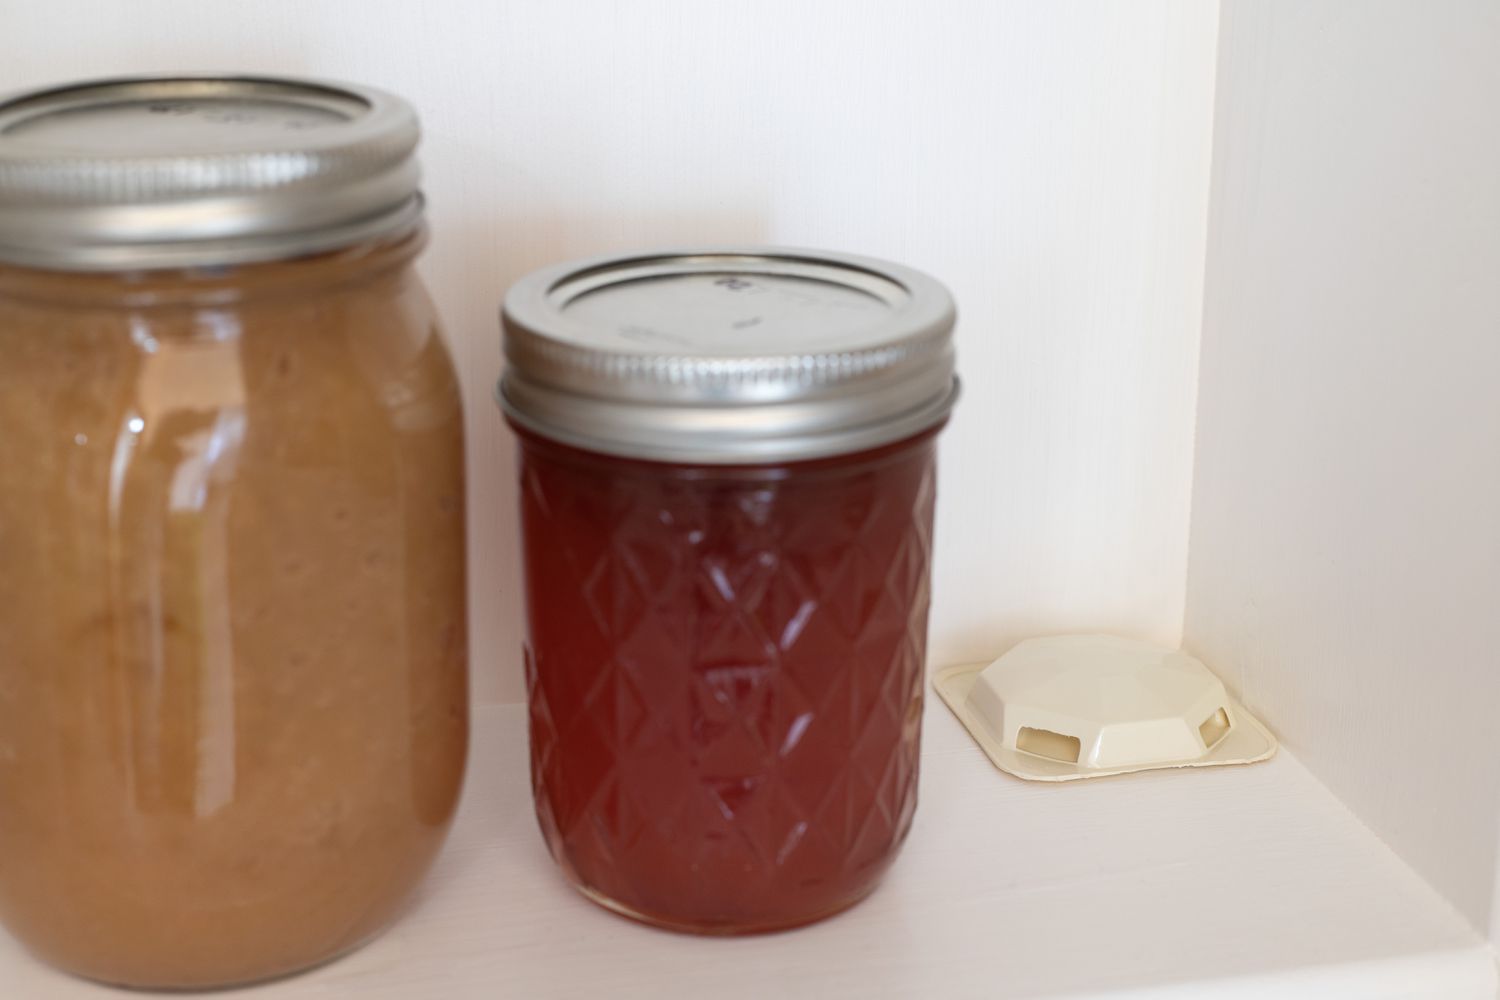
[500,249,957,932]
[0,77,468,988]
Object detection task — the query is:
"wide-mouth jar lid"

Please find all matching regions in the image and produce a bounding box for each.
[0,74,423,271]
[499,247,959,464]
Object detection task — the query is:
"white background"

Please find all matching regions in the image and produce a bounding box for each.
[7,0,1500,985]
[0,0,1219,705]
[1185,0,1500,944]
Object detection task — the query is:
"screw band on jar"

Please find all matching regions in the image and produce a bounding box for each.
[499,248,959,464]
[0,75,424,270]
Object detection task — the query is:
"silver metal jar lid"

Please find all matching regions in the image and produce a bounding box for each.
[499,247,959,464]
[0,74,422,270]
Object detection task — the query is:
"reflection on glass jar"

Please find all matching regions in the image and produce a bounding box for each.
[501,248,957,933]
[0,76,467,989]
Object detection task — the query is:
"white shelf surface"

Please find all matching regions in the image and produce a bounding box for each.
[2,702,1494,999]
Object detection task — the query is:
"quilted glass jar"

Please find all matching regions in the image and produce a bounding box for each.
[500,249,958,932]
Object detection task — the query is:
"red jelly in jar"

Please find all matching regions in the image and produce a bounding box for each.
[500,249,958,933]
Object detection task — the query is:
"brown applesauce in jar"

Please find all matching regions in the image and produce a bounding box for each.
[0,77,467,988]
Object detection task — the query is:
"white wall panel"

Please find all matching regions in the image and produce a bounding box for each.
[1,0,1219,705]
[1185,0,1500,939]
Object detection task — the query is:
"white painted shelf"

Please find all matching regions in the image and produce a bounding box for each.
[2,702,1494,999]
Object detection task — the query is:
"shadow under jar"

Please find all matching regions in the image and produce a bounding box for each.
[0,76,468,988]
[500,249,958,933]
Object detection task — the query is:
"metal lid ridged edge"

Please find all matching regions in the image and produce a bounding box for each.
[498,246,960,463]
[0,74,423,269]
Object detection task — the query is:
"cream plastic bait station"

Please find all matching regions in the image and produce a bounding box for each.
[934,635,1276,781]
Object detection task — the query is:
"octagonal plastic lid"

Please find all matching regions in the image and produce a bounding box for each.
[933,635,1276,781]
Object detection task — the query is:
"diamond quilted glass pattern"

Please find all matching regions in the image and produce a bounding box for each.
[516,429,939,932]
